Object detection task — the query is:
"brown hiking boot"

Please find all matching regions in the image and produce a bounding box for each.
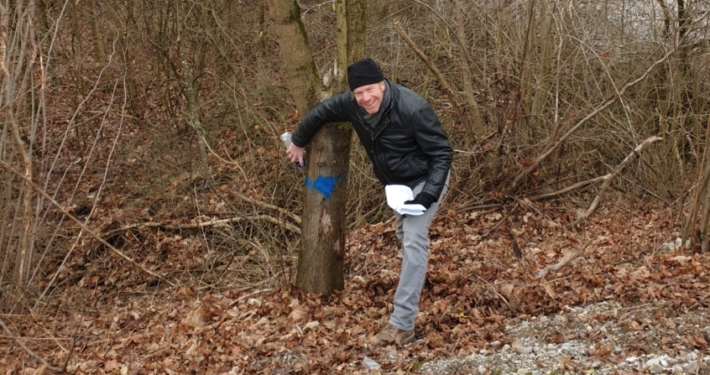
[369,324,415,346]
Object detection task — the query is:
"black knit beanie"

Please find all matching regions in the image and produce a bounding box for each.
[347,58,385,91]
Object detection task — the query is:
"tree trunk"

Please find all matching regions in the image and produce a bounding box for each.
[116,1,141,116]
[88,0,106,66]
[267,0,365,295]
[296,125,350,293]
[527,0,554,132]
[266,0,319,114]
[0,0,39,302]
[175,2,211,181]
[451,0,484,144]
[346,0,366,63]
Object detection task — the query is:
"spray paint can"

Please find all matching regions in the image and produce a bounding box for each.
[280,131,292,149]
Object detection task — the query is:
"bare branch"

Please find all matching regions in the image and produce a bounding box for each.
[528,175,607,201]
[451,0,485,141]
[536,241,592,279]
[508,48,676,193]
[0,316,64,372]
[574,136,663,224]
[0,160,176,287]
[393,22,475,145]
[103,214,301,238]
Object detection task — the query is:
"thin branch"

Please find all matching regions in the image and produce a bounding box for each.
[0,4,8,77]
[411,0,474,71]
[103,214,301,237]
[0,315,63,372]
[451,0,485,141]
[393,22,474,144]
[229,190,301,226]
[573,136,663,225]
[62,320,93,371]
[0,159,176,287]
[527,175,607,201]
[35,61,124,306]
[683,115,710,242]
[508,48,675,193]
[475,274,511,309]
[536,241,592,279]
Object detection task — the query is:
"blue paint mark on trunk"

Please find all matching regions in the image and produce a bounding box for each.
[306,175,342,199]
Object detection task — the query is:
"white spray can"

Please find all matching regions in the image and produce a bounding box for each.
[280,131,292,148]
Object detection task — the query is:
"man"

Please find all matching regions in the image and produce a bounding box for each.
[286,58,453,346]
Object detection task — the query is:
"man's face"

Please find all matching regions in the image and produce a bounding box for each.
[353,81,386,114]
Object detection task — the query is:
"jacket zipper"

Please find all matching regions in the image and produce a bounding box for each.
[369,106,394,185]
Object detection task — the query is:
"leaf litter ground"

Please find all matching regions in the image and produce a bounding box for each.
[2,204,709,374]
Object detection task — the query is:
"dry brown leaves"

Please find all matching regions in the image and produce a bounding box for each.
[2,204,709,374]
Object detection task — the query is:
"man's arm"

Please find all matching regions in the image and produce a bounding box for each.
[291,92,353,148]
[412,102,453,201]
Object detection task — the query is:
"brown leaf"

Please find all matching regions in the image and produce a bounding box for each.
[661,336,675,346]
[546,332,565,344]
[288,307,307,323]
[628,320,642,331]
[427,331,445,348]
[183,305,208,327]
[629,266,651,281]
[104,360,119,371]
[500,283,515,299]
[175,286,194,300]
[434,299,449,314]
[594,342,612,358]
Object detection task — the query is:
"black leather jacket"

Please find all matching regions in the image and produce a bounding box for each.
[292,80,453,201]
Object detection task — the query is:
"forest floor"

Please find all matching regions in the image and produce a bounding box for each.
[2,202,710,374]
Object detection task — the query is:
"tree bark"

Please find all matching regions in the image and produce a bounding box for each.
[296,125,350,294]
[346,0,366,63]
[451,0,484,144]
[88,0,106,66]
[268,0,365,295]
[1,2,37,293]
[528,0,554,132]
[266,0,319,115]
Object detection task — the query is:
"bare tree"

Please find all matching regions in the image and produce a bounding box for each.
[267,0,365,294]
[0,0,43,303]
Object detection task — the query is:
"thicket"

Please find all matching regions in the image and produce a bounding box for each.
[1,0,709,365]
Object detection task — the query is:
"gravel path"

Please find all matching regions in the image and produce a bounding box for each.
[419,301,709,374]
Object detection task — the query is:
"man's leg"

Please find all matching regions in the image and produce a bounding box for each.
[390,177,449,331]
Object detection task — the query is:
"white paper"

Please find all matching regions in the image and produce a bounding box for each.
[363,356,381,370]
[385,185,426,216]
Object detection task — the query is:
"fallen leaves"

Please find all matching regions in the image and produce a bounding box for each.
[3,205,710,373]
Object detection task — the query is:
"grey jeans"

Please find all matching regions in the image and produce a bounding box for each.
[389,174,450,331]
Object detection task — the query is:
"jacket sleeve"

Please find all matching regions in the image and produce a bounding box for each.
[412,102,453,200]
[291,92,353,148]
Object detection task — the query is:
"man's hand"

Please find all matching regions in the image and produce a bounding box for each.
[404,192,437,210]
[286,143,306,167]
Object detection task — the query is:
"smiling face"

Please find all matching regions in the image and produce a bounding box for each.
[353,81,386,114]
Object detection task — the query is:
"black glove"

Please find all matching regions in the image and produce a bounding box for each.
[404,192,437,210]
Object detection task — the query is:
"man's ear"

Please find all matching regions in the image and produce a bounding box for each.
[379,81,385,91]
